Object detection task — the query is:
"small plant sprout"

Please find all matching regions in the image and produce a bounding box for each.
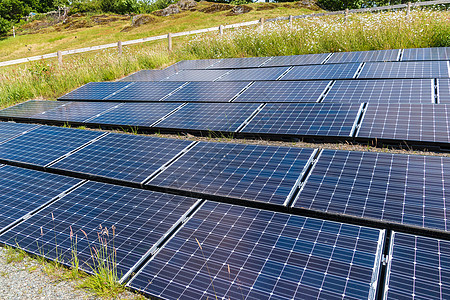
[195,238,218,300]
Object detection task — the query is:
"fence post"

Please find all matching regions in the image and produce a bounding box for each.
[406,2,411,20]
[219,25,224,36]
[289,15,293,29]
[260,17,265,29]
[13,26,15,38]
[345,8,349,23]
[57,51,63,66]
[167,33,172,52]
[118,41,122,55]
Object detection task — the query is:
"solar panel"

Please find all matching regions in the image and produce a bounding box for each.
[121,69,180,82]
[50,134,194,184]
[323,79,434,103]
[281,63,361,80]
[294,149,450,231]
[241,103,362,137]
[438,79,450,104]
[0,122,40,143]
[0,125,104,167]
[176,59,220,70]
[0,165,82,233]
[0,181,200,281]
[148,142,315,206]
[217,66,290,81]
[357,103,450,144]
[0,100,68,119]
[262,53,330,67]
[31,101,119,123]
[58,82,131,101]
[162,70,229,82]
[107,82,186,102]
[163,82,250,102]
[88,102,183,127]
[233,81,330,103]
[358,61,449,79]
[326,49,400,64]
[208,56,272,69]
[401,47,450,61]
[128,201,385,300]
[385,232,450,299]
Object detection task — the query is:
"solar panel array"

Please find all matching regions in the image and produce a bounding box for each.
[326,49,400,64]
[164,81,250,102]
[281,63,361,80]
[0,100,68,119]
[358,61,449,79]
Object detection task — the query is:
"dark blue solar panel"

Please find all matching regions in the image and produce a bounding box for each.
[209,56,272,69]
[385,232,450,299]
[121,68,181,82]
[31,101,119,123]
[163,82,250,102]
[128,201,384,300]
[50,134,194,184]
[0,165,82,232]
[326,49,400,64]
[176,59,219,70]
[0,122,40,143]
[155,103,260,132]
[358,61,449,79]
[281,63,361,80]
[148,142,315,206]
[217,67,290,81]
[233,81,330,103]
[0,181,200,280]
[241,103,362,137]
[262,53,330,67]
[0,100,68,119]
[294,150,450,231]
[58,82,131,100]
[162,70,229,82]
[88,102,183,127]
[107,82,186,101]
[357,103,450,144]
[438,79,450,104]
[323,79,434,103]
[0,125,104,167]
[401,47,450,61]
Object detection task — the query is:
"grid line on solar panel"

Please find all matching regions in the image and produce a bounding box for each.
[293,149,450,232]
[0,165,83,233]
[148,142,315,206]
[261,53,330,67]
[0,181,200,281]
[281,63,361,80]
[0,100,69,119]
[323,79,434,103]
[356,103,450,144]
[49,134,194,184]
[0,122,40,144]
[217,67,290,81]
[325,50,401,64]
[358,61,450,79]
[154,102,262,132]
[233,81,331,103]
[240,103,362,137]
[401,47,450,61]
[208,57,272,69]
[128,201,384,300]
[163,82,251,102]
[385,232,450,299]
[106,82,186,101]
[120,68,181,82]
[438,79,450,104]
[162,69,230,82]
[58,82,132,100]
[0,126,105,167]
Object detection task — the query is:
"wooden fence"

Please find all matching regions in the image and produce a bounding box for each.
[0,0,448,68]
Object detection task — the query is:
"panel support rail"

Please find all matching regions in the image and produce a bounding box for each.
[276,66,294,80]
[159,82,191,101]
[351,102,368,138]
[375,229,393,300]
[353,62,365,78]
[83,103,125,123]
[0,123,41,145]
[434,79,439,104]
[321,53,334,64]
[229,81,255,102]
[102,82,136,100]
[235,103,266,132]
[316,80,335,103]
[150,102,188,127]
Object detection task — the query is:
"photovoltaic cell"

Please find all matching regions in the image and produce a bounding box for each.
[358,61,449,79]
[357,103,450,144]
[163,82,250,102]
[162,69,230,82]
[50,134,193,184]
[281,63,360,80]
[294,150,450,232]
[0,100,68,119]
[176,59,219,70]
[208,56,272,69]
[155,103,260,132]
[87,102,183,127]
[148,142,315,206]
[401,47,450,61]
[0,122,40,143]
[438,79,450,104]
[217,67,290,81]
[323,79,434,103]
[262,53,330,67]
[326,49,400,64]
[58,82,131,101]
[128,201,384,300]
[0,125,104,167]
[0,165,82,232]
[0,181,200,279]
[233,81,330,103]
[385,232,450,299]
[241,103,361,137]
[107,82,186,101]
[120,69,180,82]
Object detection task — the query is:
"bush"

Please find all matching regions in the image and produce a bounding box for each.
[0,17,11,36]
[317,0,364,10]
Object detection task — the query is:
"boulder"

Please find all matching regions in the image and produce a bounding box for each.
[227,5,252,16]
[154,4,180,17]
[177,0,197,10]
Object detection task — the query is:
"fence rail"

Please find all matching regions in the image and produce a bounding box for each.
[0,0,448,68]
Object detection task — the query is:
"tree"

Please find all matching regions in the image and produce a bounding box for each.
[0,0,31,22]
[0,17,11,36]
[317,0,364,10]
